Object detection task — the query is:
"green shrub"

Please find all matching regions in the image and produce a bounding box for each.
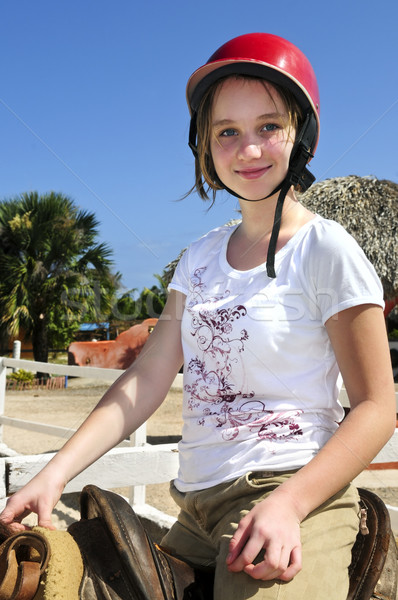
[7,369,35,384]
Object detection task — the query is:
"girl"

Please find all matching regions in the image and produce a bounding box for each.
[1,33,395,599]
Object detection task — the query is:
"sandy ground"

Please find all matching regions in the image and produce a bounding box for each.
[1,378,397,535]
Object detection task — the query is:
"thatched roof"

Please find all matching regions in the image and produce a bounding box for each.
[163,256,182,288]
[164,176,398,300]
[299,175,398,300]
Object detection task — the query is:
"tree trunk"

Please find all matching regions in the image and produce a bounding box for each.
[32,316,49,381]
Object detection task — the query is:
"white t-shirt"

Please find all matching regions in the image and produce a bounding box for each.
[169,216,384,492]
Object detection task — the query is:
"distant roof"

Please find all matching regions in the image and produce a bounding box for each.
[79,322,109,331]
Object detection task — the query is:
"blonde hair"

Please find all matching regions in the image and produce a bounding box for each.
[192,75,304,202]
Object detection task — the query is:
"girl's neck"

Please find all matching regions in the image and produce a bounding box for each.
[227,190,315,271]
[238,188,305,238]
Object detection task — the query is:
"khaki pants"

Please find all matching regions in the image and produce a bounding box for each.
[161,471,360,600]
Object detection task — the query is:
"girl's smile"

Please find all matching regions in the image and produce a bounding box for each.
[235,166,272,180]
[210,78,295,201]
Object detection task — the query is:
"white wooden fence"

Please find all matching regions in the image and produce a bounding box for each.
[0,356,397,529]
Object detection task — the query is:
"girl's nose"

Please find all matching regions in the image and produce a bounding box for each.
[237,137,262,160]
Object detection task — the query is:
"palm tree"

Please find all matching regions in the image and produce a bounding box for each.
[111,274,168,323]
[0,191,117,365]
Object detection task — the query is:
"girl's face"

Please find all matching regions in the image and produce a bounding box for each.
[210,78,295,201]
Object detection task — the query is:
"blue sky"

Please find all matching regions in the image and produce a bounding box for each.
[1,1,397,294]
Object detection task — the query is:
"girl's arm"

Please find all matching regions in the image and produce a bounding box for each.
[227,304,396,581]
[0,289,185,531]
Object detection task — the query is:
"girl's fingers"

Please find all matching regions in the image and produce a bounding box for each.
[226,520,251,565]
[278,546,302,581]
[37,513,55,530]
[242,539,283,579]
[0,504,28,525]
[244,544,302,581]
[0,488,57,532]
[228,529,269,572]
[35,498,56,530]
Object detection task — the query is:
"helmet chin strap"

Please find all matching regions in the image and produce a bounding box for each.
[266,179,292,278]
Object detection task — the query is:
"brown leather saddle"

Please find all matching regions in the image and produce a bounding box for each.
[347,488,397,600]
[0,485,396,599]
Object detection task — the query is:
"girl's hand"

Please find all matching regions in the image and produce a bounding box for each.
[226,493,302,581]
[0,470,66,533]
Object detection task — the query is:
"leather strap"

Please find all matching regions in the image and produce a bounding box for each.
[0,532,50,600]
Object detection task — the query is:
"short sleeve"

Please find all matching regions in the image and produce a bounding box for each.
[305,220,384,324]
[167,225,233,297]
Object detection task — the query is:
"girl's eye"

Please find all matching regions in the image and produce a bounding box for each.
[220,128,237,137]
[262,123,279,132]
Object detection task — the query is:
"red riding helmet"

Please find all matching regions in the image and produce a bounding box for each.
[187,32,320,155]
[186,33,321,279]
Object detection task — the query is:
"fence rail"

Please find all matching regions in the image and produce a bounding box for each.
[0,356,396,529]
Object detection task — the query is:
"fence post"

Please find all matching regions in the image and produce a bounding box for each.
[129,423,147,506]
[0,458,6,507]
[0,358,6,443]
[12,342,21,373]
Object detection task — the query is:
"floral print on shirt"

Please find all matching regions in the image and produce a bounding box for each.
[184,267,303,443]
